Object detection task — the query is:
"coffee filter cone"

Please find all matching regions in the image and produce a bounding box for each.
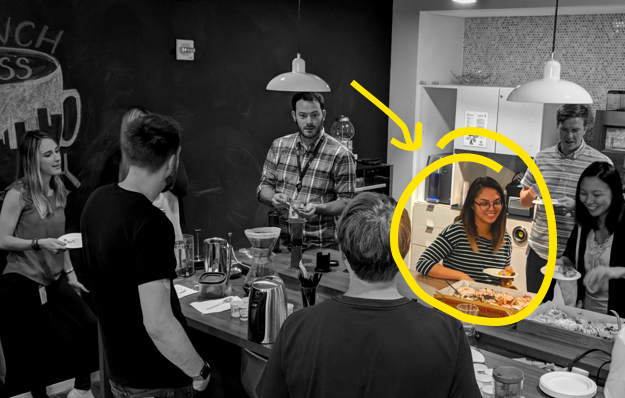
[245,227,281,248]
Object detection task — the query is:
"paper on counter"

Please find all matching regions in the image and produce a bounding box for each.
[174,284,198,299]
[190,296,241,315]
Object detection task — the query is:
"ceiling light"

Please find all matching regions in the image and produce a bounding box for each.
[266,0,330,92]
[507,0,592,104]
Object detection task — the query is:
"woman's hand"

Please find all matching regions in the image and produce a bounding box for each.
[38,238,67,254]
[66,271,89,295]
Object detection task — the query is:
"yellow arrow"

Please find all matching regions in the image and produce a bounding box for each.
[350,80,422,152]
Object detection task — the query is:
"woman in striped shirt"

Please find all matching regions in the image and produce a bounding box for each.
[416,177,513,284]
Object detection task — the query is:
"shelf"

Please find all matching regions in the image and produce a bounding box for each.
[355,183,387,192]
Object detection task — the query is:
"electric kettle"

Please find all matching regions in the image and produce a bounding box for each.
[247,276,287,344]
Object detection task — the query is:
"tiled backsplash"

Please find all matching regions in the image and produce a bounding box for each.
[463,14,625,145]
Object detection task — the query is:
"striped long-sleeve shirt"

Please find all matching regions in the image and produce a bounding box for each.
[415,221,512,284]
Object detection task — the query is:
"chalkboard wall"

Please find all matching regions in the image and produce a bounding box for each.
[1,0,393,249]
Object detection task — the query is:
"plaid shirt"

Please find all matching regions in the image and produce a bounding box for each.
[257,130,356,247]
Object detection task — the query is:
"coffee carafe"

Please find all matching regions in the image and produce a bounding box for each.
[204,238,231,286]
[248,276,287,344]
[242,227,281,295]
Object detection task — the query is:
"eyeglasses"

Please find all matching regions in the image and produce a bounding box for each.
[474,201,503,211]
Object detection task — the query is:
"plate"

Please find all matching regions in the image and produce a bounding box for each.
[540,265,581,281]
[475,373,493,383]
[539,371,597,398]
[483,268,516,279]
[471,348,485,363]
[533,198,560,205]
[58,233,82,249]
[473,364,488,373]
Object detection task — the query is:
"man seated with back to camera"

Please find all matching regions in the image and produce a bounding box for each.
[256,192,480,398]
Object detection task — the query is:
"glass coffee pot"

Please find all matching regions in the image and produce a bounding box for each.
[242,227,281,295]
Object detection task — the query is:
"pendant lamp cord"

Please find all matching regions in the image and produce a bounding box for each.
[297,0,301,54]
[551,0,559,56]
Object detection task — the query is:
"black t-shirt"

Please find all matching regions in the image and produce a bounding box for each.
[80,184,190,388]
[257,295,481,398]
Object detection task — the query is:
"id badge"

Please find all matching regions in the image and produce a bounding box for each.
[39,285,48,305]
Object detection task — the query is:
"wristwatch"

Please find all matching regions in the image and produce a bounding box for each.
[192,361,211,381]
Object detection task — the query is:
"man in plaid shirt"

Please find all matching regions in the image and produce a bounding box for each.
[257,92,356,249]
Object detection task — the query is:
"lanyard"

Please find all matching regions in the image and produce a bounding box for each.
[295,137,323,192]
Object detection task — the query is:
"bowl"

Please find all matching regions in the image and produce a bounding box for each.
[198,272,227,299]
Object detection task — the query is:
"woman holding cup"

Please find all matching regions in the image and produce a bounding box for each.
[0,131,97,398]
[416,177,513,284]
[558,162,625,315]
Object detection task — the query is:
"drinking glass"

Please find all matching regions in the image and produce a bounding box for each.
[457,304,479,347]
[174,234,194,277]
[267,211,281,253]
[287,219,305,269]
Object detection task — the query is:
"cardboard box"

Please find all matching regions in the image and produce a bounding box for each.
[433,280,535,318]
[517,301,619,352]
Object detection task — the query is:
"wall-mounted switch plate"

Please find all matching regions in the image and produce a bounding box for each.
[176,39,195,61]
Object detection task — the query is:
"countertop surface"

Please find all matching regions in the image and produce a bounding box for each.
[173,247,606,397]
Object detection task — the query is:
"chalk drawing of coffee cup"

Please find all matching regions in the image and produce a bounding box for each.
[0,47,81,150]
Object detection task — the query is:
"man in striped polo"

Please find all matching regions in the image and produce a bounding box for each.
[520,104,612,300]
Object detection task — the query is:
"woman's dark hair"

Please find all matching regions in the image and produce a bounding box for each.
[456,176,507,253]
[575,162,624,233]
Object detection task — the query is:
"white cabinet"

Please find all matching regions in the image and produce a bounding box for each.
[453,86,559,157]
[409,202,460,271]
[454,86,500,154]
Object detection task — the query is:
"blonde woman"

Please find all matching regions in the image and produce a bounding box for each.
[416,177,513,284]
[0,131,97,398]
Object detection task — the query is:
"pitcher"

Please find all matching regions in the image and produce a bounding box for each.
[203,238,231,285]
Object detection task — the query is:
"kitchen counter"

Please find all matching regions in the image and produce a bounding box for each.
[98,247,607,397]
[409,272,613,382]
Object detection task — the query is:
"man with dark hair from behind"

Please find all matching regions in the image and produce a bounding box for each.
[81,114,210,395]
[256,192,480,398]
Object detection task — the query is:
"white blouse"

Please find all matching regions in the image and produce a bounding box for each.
[583,230,613,313]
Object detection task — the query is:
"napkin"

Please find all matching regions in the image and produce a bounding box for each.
[174,284,198,299]
[190,296,241,315]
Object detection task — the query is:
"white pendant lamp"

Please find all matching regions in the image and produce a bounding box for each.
[266,0,330,92]
[507,0,592,104]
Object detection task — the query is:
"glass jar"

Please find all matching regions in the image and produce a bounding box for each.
[493,366,524,398]
[330,115,355,151]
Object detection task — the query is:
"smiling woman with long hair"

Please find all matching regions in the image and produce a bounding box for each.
[558,161,625,315]
[416,176,513,284]
[0,131,97,398]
